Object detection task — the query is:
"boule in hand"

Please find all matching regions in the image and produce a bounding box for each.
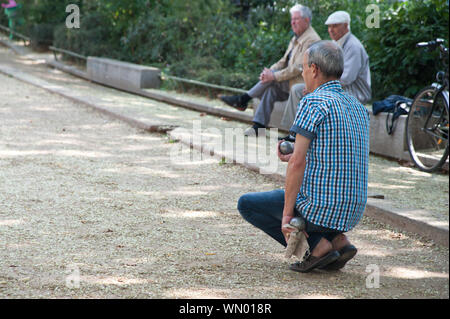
[279,141,294,155]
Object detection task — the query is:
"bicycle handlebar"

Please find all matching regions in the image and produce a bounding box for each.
[416,38,445,48]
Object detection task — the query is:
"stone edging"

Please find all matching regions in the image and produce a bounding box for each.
[1,38,448,247]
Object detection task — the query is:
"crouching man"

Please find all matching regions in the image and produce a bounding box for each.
[237,41,370,273]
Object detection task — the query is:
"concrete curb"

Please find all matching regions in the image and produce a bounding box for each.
[168,127,449,248]
[0,37,26,56]
[364,199,449,247]
[47,58,256,126]
[2,38,448,247]
[46,59,91,81]
[0,65,176,134]
[1,36,256,126]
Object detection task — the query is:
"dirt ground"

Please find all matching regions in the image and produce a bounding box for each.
[0,71,448,299]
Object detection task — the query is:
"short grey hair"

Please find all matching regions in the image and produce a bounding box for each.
[306,40,344,78]
[290,4,312,23]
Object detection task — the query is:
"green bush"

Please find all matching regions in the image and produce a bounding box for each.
[29,23,54,51]
[54,10,114,58]
[9,0,450,100]
[362,0,449,99]
[0,9,8,26]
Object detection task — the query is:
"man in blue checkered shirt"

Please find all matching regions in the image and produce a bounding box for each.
[238,40,370,273]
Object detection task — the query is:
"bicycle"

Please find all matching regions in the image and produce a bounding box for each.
[405,38,449,172]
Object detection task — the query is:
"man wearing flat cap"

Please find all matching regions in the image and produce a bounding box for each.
[280,10,371,136]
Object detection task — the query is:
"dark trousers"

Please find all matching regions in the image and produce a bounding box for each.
[237,189,342,251]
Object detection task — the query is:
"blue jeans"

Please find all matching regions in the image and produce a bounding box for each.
[237,190,342,251]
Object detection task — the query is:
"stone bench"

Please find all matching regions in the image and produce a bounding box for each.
[87,57,161,92]
[368,111,410,161]
[253,99,412,161]
[251,99,291,132]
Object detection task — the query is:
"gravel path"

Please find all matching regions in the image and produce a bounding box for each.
[0,45,448,221]
[0,68,448,298]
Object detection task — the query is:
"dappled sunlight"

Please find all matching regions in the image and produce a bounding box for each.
[172,158,220,167]
[368,182,413,190]
[0,219,25,226]
[165,287,227,299]
[1,46,448,299]
[0,150,49,157]
[20,59,45,66]
[123,134,161,142]
[118,145,154,152]
[176,185,222,192]
[55,149,111,158]
[295,293,344,299]
[137,189,210,198]
[116,166,181,179]
[163,209,220,219]
[151,113,179,120]
[358,248,392,258]
[35,139,85,147]
[30,106,59,112]
[81,275,152,286]
[384,267,448,279]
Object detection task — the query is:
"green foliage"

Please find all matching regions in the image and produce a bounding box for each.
[0,8,7,26]
[362,0,449,98]
[3,0,449,100]
[29,23,54,50]
[54,9,113,58]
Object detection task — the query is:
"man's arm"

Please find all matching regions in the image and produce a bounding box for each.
[340,45,362,86]
[269,38,293,72]
[273,36,320,83]
[281,133,311,242]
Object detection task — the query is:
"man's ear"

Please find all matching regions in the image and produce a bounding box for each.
[311,63,319,78]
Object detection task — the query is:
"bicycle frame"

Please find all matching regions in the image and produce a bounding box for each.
[406,38,449,171]
[421,40,449,145]
[422,83,449,142]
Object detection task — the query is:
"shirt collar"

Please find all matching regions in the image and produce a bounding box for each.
[294,25,312,43]
[335,31,351,48]
[313,80,343,93]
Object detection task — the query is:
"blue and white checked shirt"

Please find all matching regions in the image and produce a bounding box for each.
[290,80,370,232]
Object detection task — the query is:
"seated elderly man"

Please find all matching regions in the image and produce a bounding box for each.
[220,4,320,137]
[238,40,370,273]
[279,10,371,140]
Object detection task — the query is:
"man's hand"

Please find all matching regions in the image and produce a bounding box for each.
[277,140,292,162]
[281,215,295,243]
[259,68,275,83]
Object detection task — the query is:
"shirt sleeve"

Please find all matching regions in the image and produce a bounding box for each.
[289,97,326,140]
[340,45,362,86]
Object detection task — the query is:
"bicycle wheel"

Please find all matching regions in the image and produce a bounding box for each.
[406,86,449,172]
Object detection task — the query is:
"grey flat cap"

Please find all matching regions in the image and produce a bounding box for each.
[325,11,351,25]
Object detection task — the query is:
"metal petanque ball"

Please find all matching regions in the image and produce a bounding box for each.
[279,141,294,155]
[289,217,306,231]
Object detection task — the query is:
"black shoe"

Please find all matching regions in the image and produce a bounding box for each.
[290,250,340,273]
[220,95,248,111]
[278,134,295,142]
[319,245,357,271]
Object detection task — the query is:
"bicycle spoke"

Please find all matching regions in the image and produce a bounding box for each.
[406,87,449,172]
